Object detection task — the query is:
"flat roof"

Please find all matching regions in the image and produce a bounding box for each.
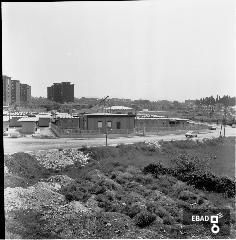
[85,113,135,117]
[104,106,133,110]
[136,117,189,121]
[18,117,39,122]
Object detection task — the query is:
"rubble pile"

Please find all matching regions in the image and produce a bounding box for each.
[4,184,65,212]
[31,148,90,170]
[41,201,95,238]
[144,140,162,150]
[42,175,74,190]
[4,165,10,174]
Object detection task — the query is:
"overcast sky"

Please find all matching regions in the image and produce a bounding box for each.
[2,0,235,101]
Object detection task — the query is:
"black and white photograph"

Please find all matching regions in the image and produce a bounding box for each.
[2,1,236,239]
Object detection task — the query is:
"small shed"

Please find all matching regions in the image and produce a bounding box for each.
[38,115,51,127]
[18,117,38,134]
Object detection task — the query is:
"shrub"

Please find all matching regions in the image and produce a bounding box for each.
[162,215,175,225]
[134,174,153,185]
[143,163,168,176]
[178,190,197,201]
[134,211,156,228]
[61,180,93,202]
[123,203,143,218]
[146,202,170,219]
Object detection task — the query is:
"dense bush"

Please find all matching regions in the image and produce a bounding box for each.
[134,211,156,228]
[143,163,169,175]
[134,174,153,185]
[61,180,93,202]
[123,203,144,218]
[143,157,236,198]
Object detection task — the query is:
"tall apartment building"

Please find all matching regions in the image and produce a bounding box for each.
[11,80,21,105]
[47,82,74,103]
[3,75,12,106]
[20,83,31,104]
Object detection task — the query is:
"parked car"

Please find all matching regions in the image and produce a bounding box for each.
[208,125,217,130]
[185,131,197,138]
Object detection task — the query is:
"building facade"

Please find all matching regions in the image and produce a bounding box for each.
[83,113,135,132]
[20,84,31,104]
[47,82,74,103]
[3,75,11,106]
[11,80,21,105]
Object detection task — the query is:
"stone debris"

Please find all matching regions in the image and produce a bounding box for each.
[4,184,65,212]
[42,175,74,190]
[30,148,90,170]
[41,201,95,238]
[144,140,162,150]
[4,165,10,174]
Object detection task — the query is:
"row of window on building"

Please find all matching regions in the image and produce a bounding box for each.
[3,75,31,106]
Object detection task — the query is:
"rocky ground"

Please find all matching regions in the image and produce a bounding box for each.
[4,138,236,239]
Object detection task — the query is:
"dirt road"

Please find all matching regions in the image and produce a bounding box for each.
[3,125,235,154]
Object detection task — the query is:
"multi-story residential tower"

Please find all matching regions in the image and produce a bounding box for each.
[11,80,21,105]
[47,86,53,101]
[61,82,74,103]
[3,75,12,106]
[47,82,74,103]
[20,83,31,104]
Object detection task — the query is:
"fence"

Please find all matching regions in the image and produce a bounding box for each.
[51,123,208,138]
[50,123,135,138]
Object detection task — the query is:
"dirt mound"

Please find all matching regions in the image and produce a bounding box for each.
[4,153,48,183]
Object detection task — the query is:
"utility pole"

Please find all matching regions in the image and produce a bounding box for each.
[223,105,227,137]
[103,97,109,147]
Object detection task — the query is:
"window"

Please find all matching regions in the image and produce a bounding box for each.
[98,121,103,128]
[107,121,112,128]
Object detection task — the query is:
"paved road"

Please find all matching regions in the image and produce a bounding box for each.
[3,125,235,154]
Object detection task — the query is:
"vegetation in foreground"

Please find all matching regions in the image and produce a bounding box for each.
[4,137,236,239]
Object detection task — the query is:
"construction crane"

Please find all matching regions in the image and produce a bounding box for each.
[88,96,109,113]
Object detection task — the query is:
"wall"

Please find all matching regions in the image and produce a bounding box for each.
[55,118,80,129]
[86,116,135,132]
[20,122,36,134]
[9,117,22,127]
[136,118,189,129]
[3,121,9,131]
[38,117,51,127]
[50,122,134,138]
